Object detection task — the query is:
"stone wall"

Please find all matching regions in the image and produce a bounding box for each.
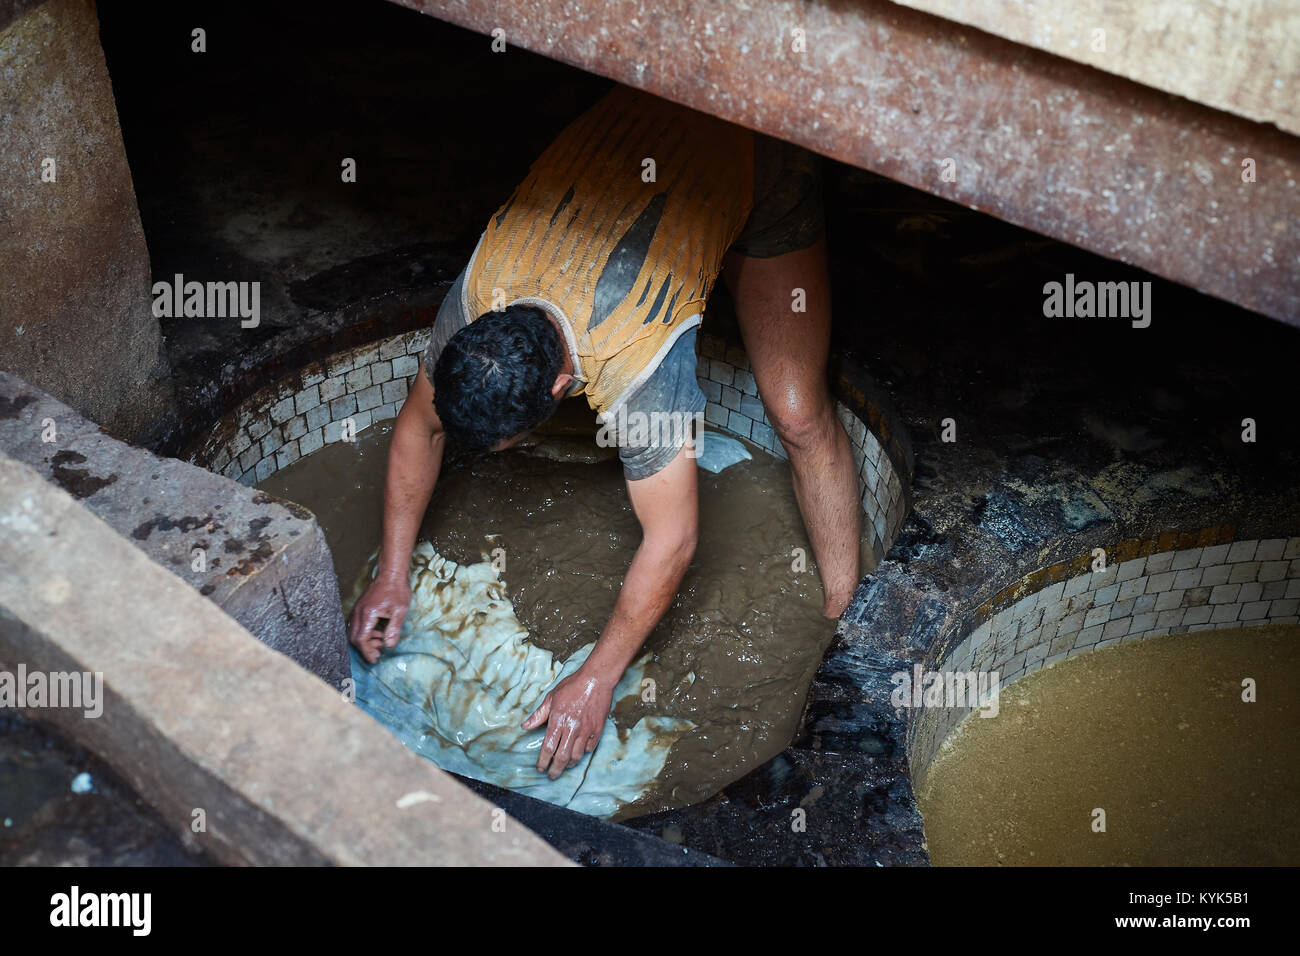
[0,0,174,444]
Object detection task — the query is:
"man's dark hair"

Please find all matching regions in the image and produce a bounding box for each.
[432,304,564,453]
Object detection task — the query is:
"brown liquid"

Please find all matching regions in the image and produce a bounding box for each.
[916,624,1300,865]
[259,412,833,818]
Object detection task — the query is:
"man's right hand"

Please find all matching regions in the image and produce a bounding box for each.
[348,572,412,664]
[350,365,445,665]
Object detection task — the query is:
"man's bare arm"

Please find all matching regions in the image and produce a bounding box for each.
[582,446,699,682]
[523,441,699,777]
[348,370,445,663]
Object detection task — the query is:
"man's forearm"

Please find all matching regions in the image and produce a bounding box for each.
[580,534,694,683]
[376,409,444,581]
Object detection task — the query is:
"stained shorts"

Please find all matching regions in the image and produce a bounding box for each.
[729,133,826,259]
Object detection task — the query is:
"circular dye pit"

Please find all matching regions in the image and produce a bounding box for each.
[916,622,1300,865]
[258,410,837,818]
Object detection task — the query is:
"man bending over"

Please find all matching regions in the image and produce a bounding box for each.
[349,85,861,779]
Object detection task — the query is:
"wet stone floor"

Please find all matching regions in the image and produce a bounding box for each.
[0,712,212,867]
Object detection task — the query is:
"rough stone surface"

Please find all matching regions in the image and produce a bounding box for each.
[624,740,928,866]
[0,453,569,866]
[0,0,175,444]
[0,371,349,687]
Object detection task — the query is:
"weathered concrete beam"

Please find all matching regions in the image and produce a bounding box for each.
[0,371,349,687]
[394,0,1299,323]
[0,452,568,866]
[888,1,1300,136]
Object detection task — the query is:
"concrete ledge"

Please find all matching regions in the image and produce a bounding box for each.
[0,452,568,866]
[0,371,348,686]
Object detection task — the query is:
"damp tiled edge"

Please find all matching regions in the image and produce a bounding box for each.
[189,328,911,564]
[908,535,1300,777]
[697,332,908,566]
[187,330,431,482]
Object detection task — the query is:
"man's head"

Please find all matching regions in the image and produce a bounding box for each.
[432,304,572,453]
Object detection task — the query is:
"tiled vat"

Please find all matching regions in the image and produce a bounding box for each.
[908,535,1300,776]
[187,329,913,565]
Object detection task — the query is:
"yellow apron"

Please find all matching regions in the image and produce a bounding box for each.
[462,86,754,415]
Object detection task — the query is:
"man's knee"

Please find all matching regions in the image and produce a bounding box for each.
[766,389,837,454]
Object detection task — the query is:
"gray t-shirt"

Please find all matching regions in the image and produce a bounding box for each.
[422,267,704,481]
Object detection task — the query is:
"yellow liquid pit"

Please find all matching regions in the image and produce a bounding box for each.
[259,413,835,818]
[916,623,1300,865]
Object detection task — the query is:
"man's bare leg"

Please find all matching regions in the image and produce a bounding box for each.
[722,234,861,618]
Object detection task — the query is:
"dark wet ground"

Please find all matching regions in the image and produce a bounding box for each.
[0,712,212,867]
[8,0,1293,866]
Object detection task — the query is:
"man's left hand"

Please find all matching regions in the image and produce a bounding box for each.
[522,668,616,779]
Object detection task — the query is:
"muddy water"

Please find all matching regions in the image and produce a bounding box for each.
[916,624,1300,865]
[258,412,833,818]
